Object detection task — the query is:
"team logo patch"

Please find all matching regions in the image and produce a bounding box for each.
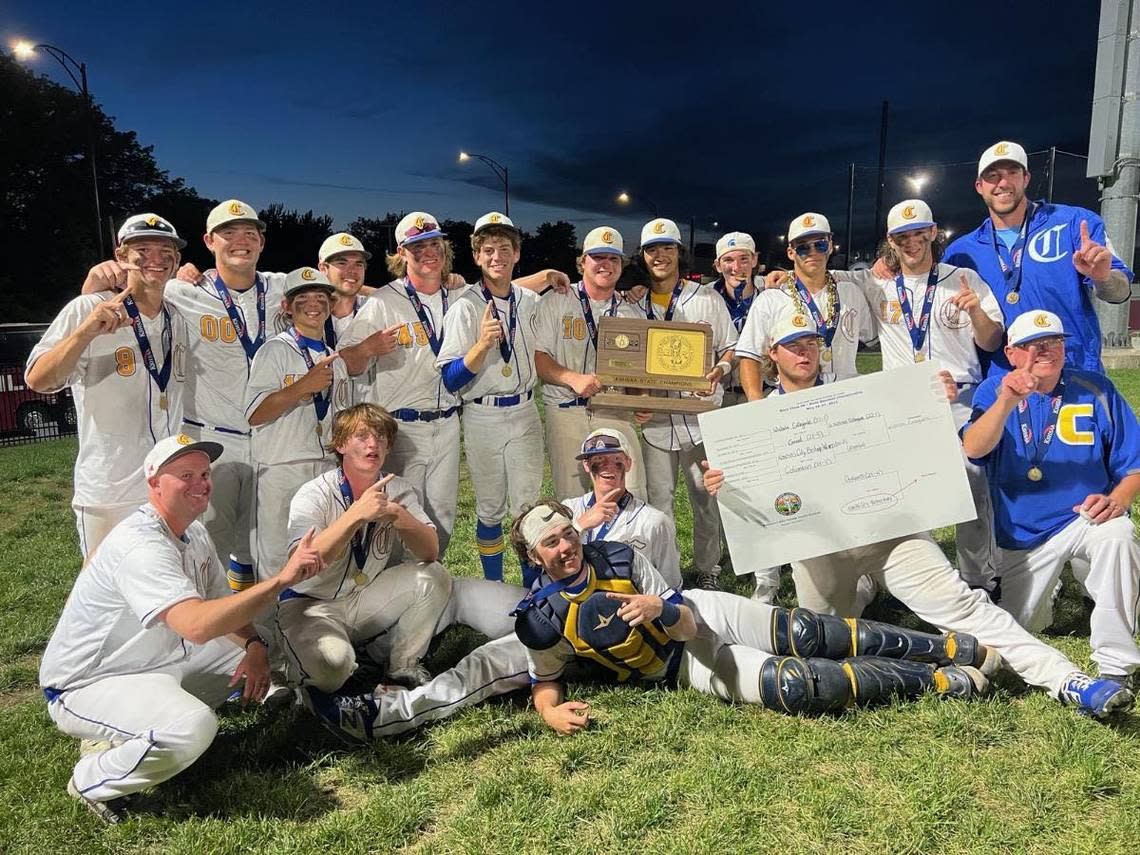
[301,267,316,281]
[228,202,245,216]
[792,314,807,328]
[489,213,501,224]
[938,299,968,330]
[994,143,1009,156]
[176,434,193,445]
[1033,313,1050,328]
[145,215,159,226]
[902,205,916,219]
[727,238,737,246]
[338,234,354,246]
[414,215,426,229]
[652,221,666,235]
[802,215,815,228]
[774,492,802,517]
[601,230,614,244]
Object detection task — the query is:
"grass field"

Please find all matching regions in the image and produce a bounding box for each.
[3,358,1140,853]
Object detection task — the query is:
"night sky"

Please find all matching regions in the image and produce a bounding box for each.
[4,0,1105,255]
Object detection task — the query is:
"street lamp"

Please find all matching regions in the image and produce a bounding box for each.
[907,172,929,195]
[616,191,659,217]
[13,40,105,256]
[459,151,509,216]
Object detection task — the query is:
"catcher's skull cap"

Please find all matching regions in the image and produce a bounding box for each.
[787,213,832,244]
[283,267,335,299]
[144,434,223,479]
[117,213,187,249]
[583,226,624,256]
[769,312,822,349]
[473,211,518,235]
[396,212,446,246]
[640,218,683,248]
[319,233,371,263]
[576,428,631,460]
[1007,310,1067,346]
[206,199,266,233]
[978,140,1028,176]
[715,231,756,259]
[887,199,936,235]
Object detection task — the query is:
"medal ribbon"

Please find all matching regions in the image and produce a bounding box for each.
[210,272,266,361]
[122,296,172,395]
[289,327,332,422]
[645,280,685,321]
[583,491,633,542]
[790,277,838,348]
[402,278,449,355]
[481,283,518,366]
[989,201,1037,301]
[1016,378,1065,472]
[323,297,361,348]
[576,282,620,351]
[338,468,378,570]
[894,267,939,357]
[713,277,753,332]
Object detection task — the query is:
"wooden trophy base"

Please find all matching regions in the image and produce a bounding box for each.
[588,391,717,415]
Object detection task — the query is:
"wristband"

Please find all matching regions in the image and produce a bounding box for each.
[244,635,269,651]
[659,598,681,627]
[714,360,732,377]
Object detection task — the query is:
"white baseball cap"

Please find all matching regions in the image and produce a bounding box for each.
[978,140,1028,176]
[1007,310,1067,346]
[715,232,756,259]
[575,428,631,460]
[640,218,683,247]
[143,433,223,479]
[887,199,936,235]
[583,226,624,256]
[395,212,446,246]
[319,233,371,263]
[768,312,821,349]
[206,199,265,233]
[473,211,518,234]
[787,213,831,243]
[117,213,187,249]
[283,266,335,299]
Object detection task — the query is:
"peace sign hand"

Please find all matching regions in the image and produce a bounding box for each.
[79,287,136,340]
[1072,219,1112,282]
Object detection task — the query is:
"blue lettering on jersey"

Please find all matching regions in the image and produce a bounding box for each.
[963,369,1140,550]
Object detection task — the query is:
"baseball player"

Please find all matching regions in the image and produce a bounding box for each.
[27,214,187,557]
[839,199,1004,590]
[709,231,760,407]
[702,315,1135,718]
[563,428,681,589]
[246,267,350,578]
[39,434,327,822]
[736,213,875,399]
[436,212,545,582]
[317,232,371,348]
[944,140,1132,375]
[961,310,1140,687]
[631,218,736,591]
[534,226,647,502]
[337,212,464,554]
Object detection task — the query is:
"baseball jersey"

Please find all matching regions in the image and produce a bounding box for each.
[286,469,433,599]
[631,282,738,450]
[245,331,349,465]
[337,280,464,412]
[164,271,287,431]
[709,278,756,392]
[524,547,682,683]
[26,293,186,507]
[944,202,1133,374]
[534,283,642,406]
[39,505,230,693]
[736,278,874,384]
[325,298,363,349]
[840,264,1003,385]
[563,490,681,587]
[964,369,1140,550]
[436,284,542,399]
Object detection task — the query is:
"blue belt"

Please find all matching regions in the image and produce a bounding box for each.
[392,406,460,423]
[183,417,251,437]
[472,390,533,408]
[43,686,62,702]
[279,587,313,603]
[558,397,589,409]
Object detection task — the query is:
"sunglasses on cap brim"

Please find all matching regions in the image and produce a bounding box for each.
[792,238,831,258]
[403,223,441,240]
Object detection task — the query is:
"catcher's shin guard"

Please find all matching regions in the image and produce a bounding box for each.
[771,607,987,668]
[758,655,985,714]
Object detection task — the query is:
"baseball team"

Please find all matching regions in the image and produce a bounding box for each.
[26,139,1140,822]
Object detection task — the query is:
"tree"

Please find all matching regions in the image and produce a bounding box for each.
[521,221,578,276]
[0,53,209,320]
[257,204,334,274]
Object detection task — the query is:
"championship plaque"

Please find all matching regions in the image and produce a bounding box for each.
[589,317,717,415]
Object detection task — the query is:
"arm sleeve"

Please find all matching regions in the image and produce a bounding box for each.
[435,298,477,366]
[119,544,204,628]
[441,358,476,392]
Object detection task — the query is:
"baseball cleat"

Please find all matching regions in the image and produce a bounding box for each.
[298,686,377,746]
[386,663,432,689]
[933,665,989,700]
[695,570,720,591]
[67,777,129,824]
[1059,673,1135,719]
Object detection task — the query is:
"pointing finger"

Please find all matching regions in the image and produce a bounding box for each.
[1080,219,1092,247]
[605,592,633,602]
[300,526,316,547]
[603,486,625,502]
[382,323,404,336]
[958,273,970,290]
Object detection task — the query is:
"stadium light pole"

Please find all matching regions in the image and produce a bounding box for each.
[13,40,105,257]
[907,173,929,194]
[459,151,509,216]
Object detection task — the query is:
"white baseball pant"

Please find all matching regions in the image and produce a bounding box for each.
[385,415,461,554]
[952,390,997,589]
[995,514,1140,677]
[278,562,453,692]
[180,424,255,567]
[47,637,243,802]
[791,533,1078,694]
[254,460,331,577]
[74,502,138,560]
[640,438,723,575]
[544,404,647,501]
[462,400,545,524]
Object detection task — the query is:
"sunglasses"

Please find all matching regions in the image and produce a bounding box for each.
[792,239,830,258]
[1013,336,1064,351]
[403,222,440,240]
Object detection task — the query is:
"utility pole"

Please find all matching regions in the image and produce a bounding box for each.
[872,101,889,241]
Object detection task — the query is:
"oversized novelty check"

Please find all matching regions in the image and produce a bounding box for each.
[697,363,976,569]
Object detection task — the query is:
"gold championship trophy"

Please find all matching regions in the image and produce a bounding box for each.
[589,316,717,414]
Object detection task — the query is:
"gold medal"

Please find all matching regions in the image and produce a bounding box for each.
[1006,292,1020,305]
[821,347,833,363]
[501,364,513,377]
[1027,466,1043,482]
[159,394,168,410]
[914,352,926,363]
[354,572,368,586]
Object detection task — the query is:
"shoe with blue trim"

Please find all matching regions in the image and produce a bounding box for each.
[67,777,129,824]
[1059,673,1134,719]
[299,686,377,746]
